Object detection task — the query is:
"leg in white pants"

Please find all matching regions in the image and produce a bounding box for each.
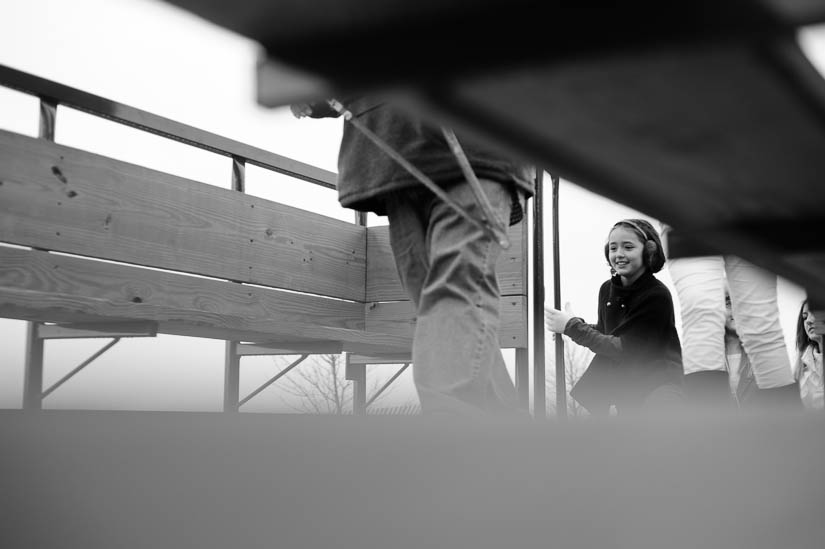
[668,256,727,375]
[724,256,794,389]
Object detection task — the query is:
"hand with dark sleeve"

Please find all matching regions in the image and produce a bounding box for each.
[563,317,623,356]
[566,287,674,362]
[553,282,621,356]
[290,100,340,119]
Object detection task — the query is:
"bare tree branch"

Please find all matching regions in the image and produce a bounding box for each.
[279,354,401,414]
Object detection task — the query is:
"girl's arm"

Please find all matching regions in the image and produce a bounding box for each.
[564,318,623,356]
[545,282,618,354]
[562,288,674,359]
[290,100,341,119]
[291,97,383,120]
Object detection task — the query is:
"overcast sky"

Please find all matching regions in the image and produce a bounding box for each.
[0,0,812,412]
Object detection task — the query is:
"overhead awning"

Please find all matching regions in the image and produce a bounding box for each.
[163,0,825,301]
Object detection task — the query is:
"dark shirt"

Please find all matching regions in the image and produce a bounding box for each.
[305,98,534,218]
[565,270,683,413]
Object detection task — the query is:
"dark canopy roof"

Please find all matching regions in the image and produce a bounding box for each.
[165,0,825,301]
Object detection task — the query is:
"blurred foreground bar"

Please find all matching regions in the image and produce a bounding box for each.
[1,410,823,549]
[165,0,825,302]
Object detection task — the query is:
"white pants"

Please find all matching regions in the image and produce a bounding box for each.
[668,256,794,388]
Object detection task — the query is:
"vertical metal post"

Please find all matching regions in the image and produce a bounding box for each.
[23,99,58,410]
[515,348,530,409]
[552,174,567,419]
[231,156,246,193]
[224,156,246,413]
[224,341,240,412]
[532,170,546,419]
[39,98,57,141]
[23,322,44,410]
[346,354,367,416]
[352,366,367,416]
[355,209,370,413]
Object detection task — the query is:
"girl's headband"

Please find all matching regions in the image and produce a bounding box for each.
[613,219,649,240]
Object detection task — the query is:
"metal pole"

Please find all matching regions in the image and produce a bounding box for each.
[39,99,57,141]
[42,338,121,398]
[365,362,410,408]
[23,99,58,411]
[532,170,546,419]
[552,174,567,419]
[224,157,246,412]
[515,348,530,409]
[224,341,240,412]
[231,156,246,193]
[345,354,367,416]
[23,322,44,410]
[238,354,308,407]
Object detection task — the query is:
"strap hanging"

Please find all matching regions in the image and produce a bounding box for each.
[327,99,510,249]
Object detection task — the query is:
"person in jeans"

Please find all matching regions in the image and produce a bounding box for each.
[292,97,534,415]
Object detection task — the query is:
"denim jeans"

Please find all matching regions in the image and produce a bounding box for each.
[669,256,794,388]
[384,179,521,415]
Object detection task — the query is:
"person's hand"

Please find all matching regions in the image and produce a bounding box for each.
[290,103,313,118]
[544,305,572,333]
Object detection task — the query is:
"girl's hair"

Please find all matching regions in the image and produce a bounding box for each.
[604,218,666,273]
[795,298,819,352]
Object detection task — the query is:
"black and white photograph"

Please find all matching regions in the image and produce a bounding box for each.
[1,1,823,547]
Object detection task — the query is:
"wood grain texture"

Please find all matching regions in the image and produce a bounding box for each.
[37,321,158,339]
[364,296,527,348]
[365,222,527,302]
[348,353,412,364]
[0,64,338,188]
[0,130,366,301]
[234,342,345,355]
[0,248,418,352]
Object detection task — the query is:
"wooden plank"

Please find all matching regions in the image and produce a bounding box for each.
[0,247,382,344]
[365,222,526,302]
[235,342,343,356]
[156,322,410,356]
[348,353,411,365]
[37,321,158,339]
[0,130,366,301]
[365,296,527,348]
[0,64,338,189]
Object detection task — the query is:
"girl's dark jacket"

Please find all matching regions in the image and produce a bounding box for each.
[566,270,683,414]
[304,98,534,219]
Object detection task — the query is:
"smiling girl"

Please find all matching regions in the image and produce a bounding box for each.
[545,219,684,415]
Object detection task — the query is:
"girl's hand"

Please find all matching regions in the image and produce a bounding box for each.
[290,103,313,118]
[544,306,572,333]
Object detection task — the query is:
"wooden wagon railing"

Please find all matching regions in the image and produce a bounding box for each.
[0,64,545,415]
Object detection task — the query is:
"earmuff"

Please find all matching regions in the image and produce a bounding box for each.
[644,239,658,260]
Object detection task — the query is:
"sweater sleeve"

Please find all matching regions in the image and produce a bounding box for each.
[297,100,341,119]
[564,317,623,356]
[565,285,674,361]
